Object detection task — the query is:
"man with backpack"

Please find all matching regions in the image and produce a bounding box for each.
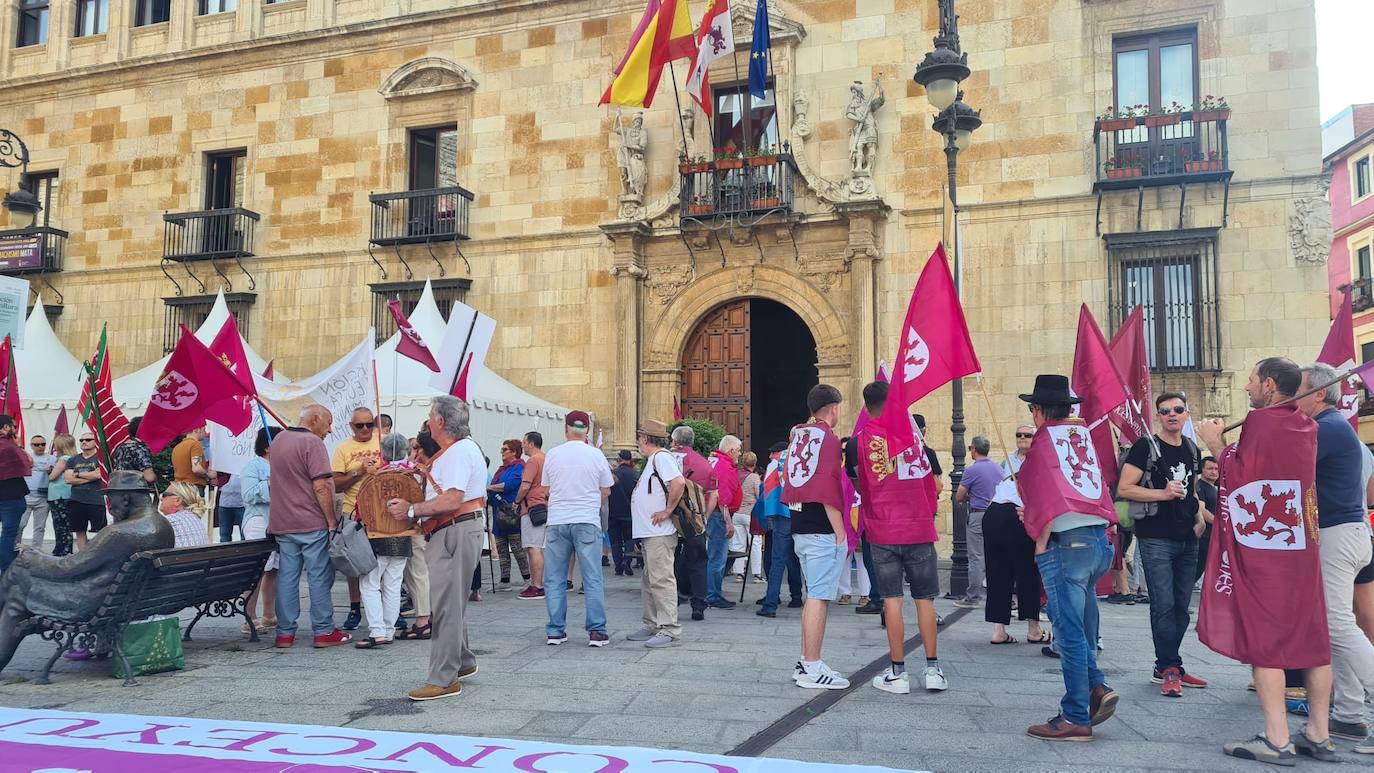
[1117,392,1211,698]
[671,425,717,621]
[626,419,690,648]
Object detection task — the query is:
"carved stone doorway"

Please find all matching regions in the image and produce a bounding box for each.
[679,298,818,453]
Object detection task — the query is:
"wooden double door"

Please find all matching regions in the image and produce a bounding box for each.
[680,299,751,445]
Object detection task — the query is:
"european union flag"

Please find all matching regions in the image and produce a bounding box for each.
[748,0,771,99]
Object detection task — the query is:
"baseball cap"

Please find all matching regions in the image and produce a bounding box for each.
[565,410,591,430]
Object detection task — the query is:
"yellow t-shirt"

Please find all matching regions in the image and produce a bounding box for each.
[331,436,382,516]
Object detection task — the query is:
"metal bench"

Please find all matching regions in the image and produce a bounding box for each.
[26,539,274,685]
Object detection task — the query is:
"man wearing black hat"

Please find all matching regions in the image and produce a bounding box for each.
[1017,375,1120,742]
[608,449,639,576]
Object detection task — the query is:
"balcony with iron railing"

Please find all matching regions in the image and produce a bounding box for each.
[0,226,67,274]
[1351,278,1374,313]
[679,153,798,223]
[368,187,474,247]
[162,207,260,261]
[1092,110,1232,192]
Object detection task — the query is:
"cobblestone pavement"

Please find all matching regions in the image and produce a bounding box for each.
[0,562,1368,771]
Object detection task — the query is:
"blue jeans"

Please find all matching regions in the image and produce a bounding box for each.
[1136,536,1198,671]
[218,506,245,543]
[1035,525,1114,726]
[543,522,607,636]
[762,516,802,612]
[705,512,729,603]
[274,530,336,637]
[861,536,881,602]
[0,498,26,573]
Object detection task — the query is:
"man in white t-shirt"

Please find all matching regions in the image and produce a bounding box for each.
[540,410,614,647]
[387,396,487,702]
[625,419,685,648]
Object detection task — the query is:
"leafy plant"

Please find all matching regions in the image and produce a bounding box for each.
[667,417,726,457]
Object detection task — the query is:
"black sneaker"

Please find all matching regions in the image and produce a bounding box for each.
[624,568,634,577]
[1133,593,1150,605]
[787,599,803,609]
[707,599,736,609]
[342,607,362,631]
[690,610,705,621]
[1106,593,1131,605]
[1042,645,1060,659]
[601,556,611,567]
[756,608,777,618]
[855,600,882,615]
[1330,718,1370,741]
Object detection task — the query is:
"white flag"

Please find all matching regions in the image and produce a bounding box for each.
[685,0,734,116]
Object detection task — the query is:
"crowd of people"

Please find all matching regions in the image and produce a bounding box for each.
[0,355,1371,765]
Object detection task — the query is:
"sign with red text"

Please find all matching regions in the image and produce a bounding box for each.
[0,709,920,773]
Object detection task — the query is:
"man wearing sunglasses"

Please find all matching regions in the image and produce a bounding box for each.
[1117,392,1209,699]
[332,407,383,631]
[20,436,55,550]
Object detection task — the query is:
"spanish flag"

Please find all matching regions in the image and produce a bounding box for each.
[599,0,696,108]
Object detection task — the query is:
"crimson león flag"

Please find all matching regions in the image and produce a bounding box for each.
[1018,419,1119,541]
[0,336,24,445]
[1198,403,1328,669]
[1316,286,1361,430]
[208,315,256,430]
[138,326,255,452]
[1071,305,1130,491]
[1107,305,1153,445]
[53,404,69,436]
[387,299,440,372]
[874,244,981,458]
[780,420,846,511]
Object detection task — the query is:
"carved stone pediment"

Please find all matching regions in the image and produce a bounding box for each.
[730,1,806,47]
[381,58,478,100]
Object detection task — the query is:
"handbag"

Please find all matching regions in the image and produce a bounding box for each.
[329,518,378,577]
[113,616,184,679]
[494,500,521,532]
[527,503,548,527]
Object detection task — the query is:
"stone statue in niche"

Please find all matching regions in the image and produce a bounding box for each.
[845,79,885,196]
[679,108,695,158]
[614,111,648,220]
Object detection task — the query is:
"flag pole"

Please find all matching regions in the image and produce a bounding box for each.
[448,309,480,396]
[974,376,1024,502]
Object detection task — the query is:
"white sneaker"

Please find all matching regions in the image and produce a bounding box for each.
[792,660,806,683]
[871,667,910,694]
[625,627,655,642]
[644,633,681,648]
[796,662,849,690]
[924,665,948,692]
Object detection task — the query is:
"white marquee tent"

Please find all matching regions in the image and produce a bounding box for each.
[15,296,85,436]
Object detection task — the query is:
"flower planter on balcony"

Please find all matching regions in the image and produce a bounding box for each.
[1143,114,1181,128]
[687,204,714,216]
[1191,109,1230,123]
[750,197,781,209]
[679,163,710,174]
[746,156,778,167]
[1106,168,1143,179]
[1185,160,1222,173]
[1099,118,1136,132]
[714,158,744,170]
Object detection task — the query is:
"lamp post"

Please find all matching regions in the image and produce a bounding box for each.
[914,1,981,599]
[1,129,41,229]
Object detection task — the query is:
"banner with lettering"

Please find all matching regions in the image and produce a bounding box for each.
[253,333,377,456]
[0,708,918,773]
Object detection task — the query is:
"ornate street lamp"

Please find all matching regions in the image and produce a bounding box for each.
[914,1,981,599]
[1,129,40,229]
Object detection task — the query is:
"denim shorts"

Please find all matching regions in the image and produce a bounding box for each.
[871,542,939,600]
[793,533,846,601]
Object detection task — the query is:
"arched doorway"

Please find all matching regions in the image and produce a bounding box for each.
[679,298,818,453]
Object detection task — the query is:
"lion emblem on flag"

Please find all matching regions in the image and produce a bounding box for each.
[1047,424,1102,500]
[151,370,198,411]
[902,325,930,382]
[895,439,931,481]
[1228,479,1305,551]
[786,426,825,487]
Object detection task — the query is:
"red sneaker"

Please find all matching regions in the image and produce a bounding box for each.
[1179,671,1207,688]
[313,629,353,648]
[1160,667,1183,697]
[274,634,295,648]
[517,586,545,600]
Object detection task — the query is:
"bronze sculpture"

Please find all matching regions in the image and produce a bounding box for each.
[0,470,173,674]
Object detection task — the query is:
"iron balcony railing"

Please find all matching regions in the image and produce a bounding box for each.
[1351,278,1374,313]
[162,207,259,261]
[1093,112,1232,191]
[369,187,473,246]
[0,226,67,274]
[679,154,798,222]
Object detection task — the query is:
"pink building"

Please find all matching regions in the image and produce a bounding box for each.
[1325,104,1374,438]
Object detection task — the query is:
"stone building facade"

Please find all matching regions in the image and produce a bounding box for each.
[0,0,1330,485]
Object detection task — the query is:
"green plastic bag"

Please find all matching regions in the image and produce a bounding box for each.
[1115,500,1134,530]
[113,616,184,679]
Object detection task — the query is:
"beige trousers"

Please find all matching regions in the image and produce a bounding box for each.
[403,533,431,617]
[640,534,681,638]
[426,517,483,686]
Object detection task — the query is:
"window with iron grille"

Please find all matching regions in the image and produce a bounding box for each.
[369,278,471,345]
[162,293,255,353]
[1106,229,1220,373]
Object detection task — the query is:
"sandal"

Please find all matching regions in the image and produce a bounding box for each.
[991,634,1018,644]
[1027,631,1052,644]
[397,623,432,640]
[354,637,389,649]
